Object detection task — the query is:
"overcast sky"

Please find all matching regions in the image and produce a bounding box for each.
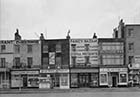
[0,0,140,40]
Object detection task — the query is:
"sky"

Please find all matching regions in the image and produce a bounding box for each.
[0,0,140,40]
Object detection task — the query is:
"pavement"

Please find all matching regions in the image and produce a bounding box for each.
[0,87,140,94]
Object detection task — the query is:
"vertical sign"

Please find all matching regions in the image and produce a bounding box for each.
[49,52,55,64]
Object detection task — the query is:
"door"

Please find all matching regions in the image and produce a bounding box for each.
[79,73,89,87]
[112,77,117,87]
[23,75,27,88]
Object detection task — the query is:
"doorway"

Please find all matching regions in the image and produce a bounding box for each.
[112,76,117,87]
[23,75,27,88]
[79,73,89,87]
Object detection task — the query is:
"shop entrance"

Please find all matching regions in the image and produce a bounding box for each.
[22,75,27,88]
[79,73,89,87]
[112,76,117,87]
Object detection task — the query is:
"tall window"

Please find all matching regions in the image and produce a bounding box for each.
[27,45,32,53]
[27,57,33,68]
[43,57,49,66]
[128,43,134,51]
[0,58,6,68]
[56,57,61,66]
[71,56,76,67]
[128,28,134,37]
[71,44,76,51]
[128,56,134,64]
[56,44,61,52]
[15,45,20,53]
[15,57,20,68]
[1,45,6,52]
[85,44,89,51]
[43,45,48,53]
[85,56,90,64]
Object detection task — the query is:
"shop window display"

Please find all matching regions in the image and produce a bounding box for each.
[120,73,127,83]
[100,74,107,84]
[71,74,78,87]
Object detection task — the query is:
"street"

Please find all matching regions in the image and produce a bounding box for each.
[1,88,140,97]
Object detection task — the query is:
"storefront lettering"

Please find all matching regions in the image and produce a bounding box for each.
[11,71,39,75]
[100,68,127,72]
[40,69,69,73]
[70,39,97,43]
[0,40,14,44]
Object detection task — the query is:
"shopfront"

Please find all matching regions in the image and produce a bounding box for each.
[11,70,39,88]
[70,69,99,88]
[0,68,10,89]
[99,67,128,87]
[40,69,70,89]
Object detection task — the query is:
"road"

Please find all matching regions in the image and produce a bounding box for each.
[1,88,140,97]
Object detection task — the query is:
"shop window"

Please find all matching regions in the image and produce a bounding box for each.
[1,45,6,52]
[71,44,76,51]
[100,74,107,84]
[27,45,32,53]
[120,73,127,83]
[61,74,68,86]
[56,44,61,52]
[14,45,20,53]
[90,73,98,87]
[43,45,48,53]
[0,58,6,68]
[71,74,78,87]
[27,57,33,68]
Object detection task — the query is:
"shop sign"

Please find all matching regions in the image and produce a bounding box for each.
[135,55,140,64]
[40,69,69,73]
[0,40,14,44]
[101,50,123,54]
[129,63,140,69]
[70,39,98,43]
[11,71,39,75]
[14,40,39,44]
[100,68,127,72]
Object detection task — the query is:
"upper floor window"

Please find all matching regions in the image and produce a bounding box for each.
[1,45,6,52]
[15,57,20,68]
[85,44,89,51]
[27,57,33,68]
[56,44,61,52]
[56,57,61,66]
[71,44,76,51]
[128,28,134,37]
[14,45,20,53]
[85,56,90,64]
[128,43,134,51]
[27,45,32,53]
[0,58,6,68]
[43,57,49,66]
[128,56,134,64]
[71,56,76,66]
[43,45,48,53]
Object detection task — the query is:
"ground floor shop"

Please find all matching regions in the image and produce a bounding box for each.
[40,69,70,89]
[128,69,140,86]
[0,69,10,89]
[70,69,99,88]
[99,67,128,87]
[11,70,39,88]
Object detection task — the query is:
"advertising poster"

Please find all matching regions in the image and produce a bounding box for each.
[49,52,55,64]
[70,39,98,66]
